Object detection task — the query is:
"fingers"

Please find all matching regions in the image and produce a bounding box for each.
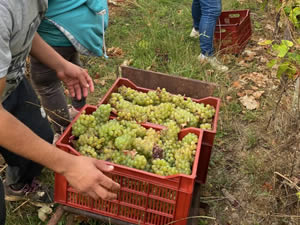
[95,161,120,192]
[83,69,94,93]
[68,85,75,98]
[93,185,118,201]
[74,83,82,100]
[77,68,90,90]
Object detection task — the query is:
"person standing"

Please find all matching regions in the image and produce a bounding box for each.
[30,0,109,142]
[190,0,228,72]
[0,1,119,223]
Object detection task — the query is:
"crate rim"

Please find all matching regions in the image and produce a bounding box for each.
[217,9,250,26]
[99,77,220,133]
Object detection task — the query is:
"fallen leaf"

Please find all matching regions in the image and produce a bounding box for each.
[239,95,259,110]
[232,81,242,89]
[265,24,275,32]
[226,96,233,102]
[260,57,268,63]
[253,91,265,99]
[237,92,245,97]
[244,89,254,95]
[262,182,273,191]
[250,85,259,90]
[38,205,52,222]
[94,79,106,86]
[238,60,251,68]
[107,47,123,57]
[244,50,257,61]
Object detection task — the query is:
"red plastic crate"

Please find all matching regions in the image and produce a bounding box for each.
[55,105,204,225]
[214,10,252,54]
[99,78,220,184]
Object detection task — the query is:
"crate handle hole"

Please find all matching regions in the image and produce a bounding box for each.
[229,13,241,18]
[215,28,227,33]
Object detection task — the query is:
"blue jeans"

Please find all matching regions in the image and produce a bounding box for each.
[192,0,222,56]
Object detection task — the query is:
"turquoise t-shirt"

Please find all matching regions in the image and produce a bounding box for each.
[38,0,109,56]
[38,20,72,47]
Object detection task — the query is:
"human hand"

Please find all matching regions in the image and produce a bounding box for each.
[63,156,120,200]
[56,61,94,100]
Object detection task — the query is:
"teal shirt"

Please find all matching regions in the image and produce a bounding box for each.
[38,0,109,56]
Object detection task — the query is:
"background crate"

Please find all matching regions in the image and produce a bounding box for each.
[55,105,204,225]
[99,77,220,184]
[214,10,252,54]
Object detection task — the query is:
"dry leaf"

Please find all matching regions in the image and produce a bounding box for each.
[94,79,106,86]
[244,89,254,95]
[238,60,251,68]
[250,85,259,90]
[239,95,259,110]
[226,96,233,102]
[38,205,52,222]
[237,92,245,97]
[265,24,275,32]
[253,91,265,99]
[244,50,256,61]
[260,57,268,63]
[107,47,123,57]
[232,81,242,89]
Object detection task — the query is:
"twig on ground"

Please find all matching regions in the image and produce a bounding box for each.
[12,199,30,213]
[0,164,7,174]
[275,171,300,191]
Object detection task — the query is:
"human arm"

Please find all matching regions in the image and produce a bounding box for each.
[30,33,94,100]
[0,78,119,200]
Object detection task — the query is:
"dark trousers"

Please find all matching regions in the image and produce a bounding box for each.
[0,179,5,225]
[0,77,53,186]
[30,46,86,133]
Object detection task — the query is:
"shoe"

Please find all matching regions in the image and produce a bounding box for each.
[198,54,229,72]
[68,106,80,120]
[4,179,53,203]
[190,28,200,38]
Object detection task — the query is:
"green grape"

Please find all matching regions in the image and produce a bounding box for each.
[114,133,133,151]
[93,104,111,123]
[132,154,147,170]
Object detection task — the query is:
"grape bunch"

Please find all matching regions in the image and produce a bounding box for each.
[71,104,200,176]
[108,85,216,130]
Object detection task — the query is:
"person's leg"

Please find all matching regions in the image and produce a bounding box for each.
[0,78,53,196]
[30,47,77,133]
[0,179,5,225]
[198,0,222,56]
[192,0,201,31]
[197,0,228,72]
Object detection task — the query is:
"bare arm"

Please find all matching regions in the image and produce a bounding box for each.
[0,78,119,200]
[30,33,94,100]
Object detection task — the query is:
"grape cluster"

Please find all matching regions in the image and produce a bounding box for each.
[108,86,216,130]
[71,104,199,176]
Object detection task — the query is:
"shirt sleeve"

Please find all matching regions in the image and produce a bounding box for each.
[0,4,12,78]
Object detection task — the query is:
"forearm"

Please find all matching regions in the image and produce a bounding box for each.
[30,32,66,73]
[0,107,72,175]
